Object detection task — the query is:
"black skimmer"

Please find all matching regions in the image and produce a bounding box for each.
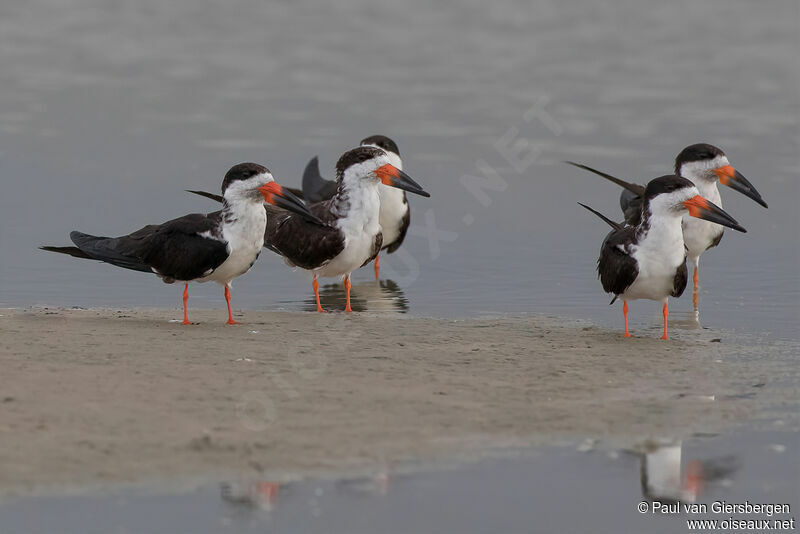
[579,174,746,339]
[267,146,428,312]
[301,135,410,279]
[40,163,318,324]
[567,144,767,308]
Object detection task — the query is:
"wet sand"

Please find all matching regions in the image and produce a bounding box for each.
[0,307,794,497]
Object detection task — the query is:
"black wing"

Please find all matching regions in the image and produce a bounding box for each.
[39,245,94,260]
[598,227,639,298]
[566,161,645,226]
[671,256,688,297]
[186,190,224,203]
[56,229,156,273]
[43,214,230,282]
[264,202,344,270]
[186,188,304,202]
[619,189,643,226]
[362,232,383,267]
[302,156,339,203]
[384,197,410,254]
[578,202,624,230]
[185,189,320,225]
[707,230,724,251]
[130,213,229,281]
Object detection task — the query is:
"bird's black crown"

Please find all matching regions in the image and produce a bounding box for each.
[221,163,269,193]
[644,174,695,200]
[360,135,400,157]
[336,146,385,178]
[674,143,724,173]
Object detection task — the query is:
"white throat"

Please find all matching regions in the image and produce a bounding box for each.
[679,155,728,188]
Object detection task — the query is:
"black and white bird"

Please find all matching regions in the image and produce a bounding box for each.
[41,163,318,324]
[567,144,767,308]
[266,146,429,312]
[579,175,746,339]
[301,135,410,279]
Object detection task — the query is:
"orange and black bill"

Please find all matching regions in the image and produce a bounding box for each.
[713,165,768,208]
[259,182,324,225]
[375,165,431,197]
[683,195,746,233]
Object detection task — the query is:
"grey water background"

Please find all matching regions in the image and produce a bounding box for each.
[0,0,797,338]
[1,427,797,534]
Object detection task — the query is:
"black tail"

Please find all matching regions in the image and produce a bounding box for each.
[577,202,623,231]
[186,190,224,203]
[564,161,646,196]
[302,156,338,203]
[47,231,154,273]
[39,245,93,259]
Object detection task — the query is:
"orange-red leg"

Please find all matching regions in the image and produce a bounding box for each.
[182,283,191,325]
[661,301,669,340]
[623,301,631,338]
[374,253,381,280]
[313,275,326,313]
[692,266,699,310]
[225,285,238,325]
[344,274,352,313]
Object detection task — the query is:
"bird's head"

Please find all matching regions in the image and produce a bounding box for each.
[336,146,429,197]
[221,163,321,223]
[644,174,746,233]
[675,143,767,208]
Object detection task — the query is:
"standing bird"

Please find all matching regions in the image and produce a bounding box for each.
[567,144,767,308]
[40,163,318,324]
[301,135,410,279]
[266,146,429,312]
[579,175,746,339]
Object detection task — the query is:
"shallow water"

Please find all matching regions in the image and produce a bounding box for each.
[0,0,797,338]
[1,426,796,534]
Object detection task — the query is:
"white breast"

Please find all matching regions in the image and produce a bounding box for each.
[681,182,723,261]
[623,216,686,301]
[378,186,408,247]
[198,203,266,285]
[315,186,381,278]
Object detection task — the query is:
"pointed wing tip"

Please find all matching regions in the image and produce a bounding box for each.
[577,202,623,230]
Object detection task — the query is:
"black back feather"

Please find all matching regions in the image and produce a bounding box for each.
[597,227,639,298]
[263,202,345,270]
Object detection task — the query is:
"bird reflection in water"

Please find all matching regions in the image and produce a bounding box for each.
[220,480,281,512]
[670,309,702,331]
[637,438,739,503]
[302,279,409,313]
[219,467,392,514]
[335,466,392,496]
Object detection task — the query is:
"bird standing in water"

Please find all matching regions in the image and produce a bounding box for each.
[579,174,746,339]
[264,146,429,312]
[567,144,766,309]
[301,135,411,279]
[41,163,318,324]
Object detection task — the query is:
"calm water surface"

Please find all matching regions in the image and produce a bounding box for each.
[0,3,797,529]
[0,0,797,337]
[1,427,796,534]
